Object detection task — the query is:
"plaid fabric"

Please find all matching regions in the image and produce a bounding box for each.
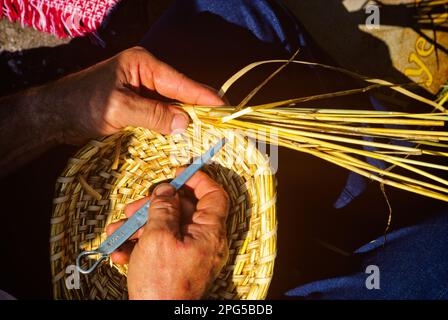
[0,0,121,38]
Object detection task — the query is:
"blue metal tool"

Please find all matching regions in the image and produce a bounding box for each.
[76,138,227,274]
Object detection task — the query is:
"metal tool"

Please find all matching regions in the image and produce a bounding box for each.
[76,138,227,274]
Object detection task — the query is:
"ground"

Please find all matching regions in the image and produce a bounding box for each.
[0,19,68,52]
[0,0,172,95]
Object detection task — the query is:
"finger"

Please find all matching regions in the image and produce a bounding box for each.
[117,89,190,134]
[110,241,136,265]
[145,183,182,235]
[124,197,150,218]
[106,220,144,240]
[133,47,224,106]
[176,169,229,227]
[179,195,197,225]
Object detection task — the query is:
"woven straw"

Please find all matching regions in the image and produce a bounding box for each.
[50,125,277,300]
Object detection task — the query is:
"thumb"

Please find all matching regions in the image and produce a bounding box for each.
[145,183,181,235]
[119,90,190,134]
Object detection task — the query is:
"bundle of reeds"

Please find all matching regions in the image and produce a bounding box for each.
[181,58,448,203]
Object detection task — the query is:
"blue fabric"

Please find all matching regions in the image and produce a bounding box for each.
[286,211,448,299]
[140,0,448,299]
[334,95,416,209]
[0,289,15,300]
[335,96,388,209]
[139,0,322,105]
[142,0,304,54]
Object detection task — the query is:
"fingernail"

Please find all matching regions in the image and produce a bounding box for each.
[153,183,175,196]
[171,113,189,134]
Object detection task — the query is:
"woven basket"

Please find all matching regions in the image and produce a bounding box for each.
[50,125,277,300]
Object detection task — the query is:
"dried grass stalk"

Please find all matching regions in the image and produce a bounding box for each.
[182,59,448,203]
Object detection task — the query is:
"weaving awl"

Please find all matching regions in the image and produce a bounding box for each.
[76,138,227,274]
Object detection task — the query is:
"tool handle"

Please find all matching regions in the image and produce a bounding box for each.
[75,202,149,274]
[76,251,108,274]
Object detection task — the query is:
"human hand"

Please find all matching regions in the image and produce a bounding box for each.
[49,46,223,144]
[106,169,229,300]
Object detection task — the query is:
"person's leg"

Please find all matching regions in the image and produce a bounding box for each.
[286,209,448,299]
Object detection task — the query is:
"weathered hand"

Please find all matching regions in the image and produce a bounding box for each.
[106,169,230,300]
[50,46,223,144]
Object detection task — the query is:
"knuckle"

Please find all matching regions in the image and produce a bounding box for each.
[118,47,139,61]
[150,196,175,208]
[116,50,132,65]
[173,72,187,94]
[212,233,229,267]
[150,197,178,215]
[118,46,152,65]
[215,241,229,265]
[147,101,169,132]
[130,46,148,55]
[104,90,128,123]
[213,231,228,251]
[205,180,230,208]
[192,233,228,268]
[218,186,230,206]
[201,224,227,251]
[214,188,230,218]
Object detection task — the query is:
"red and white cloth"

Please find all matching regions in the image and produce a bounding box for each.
[0,0,121,38]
